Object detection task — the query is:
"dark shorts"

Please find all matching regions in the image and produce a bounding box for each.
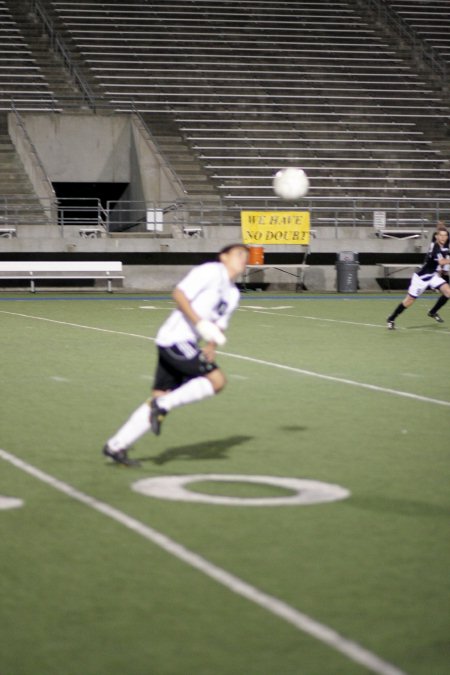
[153,342,218,391]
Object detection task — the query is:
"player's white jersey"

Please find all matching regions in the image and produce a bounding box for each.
[156,262,240,347]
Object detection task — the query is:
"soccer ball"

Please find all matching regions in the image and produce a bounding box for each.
[273,167,309,200]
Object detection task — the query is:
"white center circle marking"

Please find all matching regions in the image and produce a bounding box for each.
[132,474,350,506]
[0,496,24,510]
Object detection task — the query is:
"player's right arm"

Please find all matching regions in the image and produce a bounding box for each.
[172,287,226,345]
[172,286,201,326]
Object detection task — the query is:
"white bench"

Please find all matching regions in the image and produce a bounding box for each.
[0,227,17,238]
[374,219,428,240]
[0,261,124,292]
[375,228,423,240]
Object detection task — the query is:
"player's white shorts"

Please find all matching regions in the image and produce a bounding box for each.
[407,272,446,298]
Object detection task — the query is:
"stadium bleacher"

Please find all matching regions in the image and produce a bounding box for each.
[0,0,59,111]
[384,0,450,70]
[0,0,449,232]
[39,0,450,205]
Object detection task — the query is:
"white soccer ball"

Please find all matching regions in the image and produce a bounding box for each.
[273,167,309,200]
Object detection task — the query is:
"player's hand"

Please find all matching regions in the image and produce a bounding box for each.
[196,319,227,345]
[202,343,216,362]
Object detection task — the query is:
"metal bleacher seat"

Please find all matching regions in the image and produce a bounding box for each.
[47,0,450,204]
[384,0,450,70]
[0,0,58,111]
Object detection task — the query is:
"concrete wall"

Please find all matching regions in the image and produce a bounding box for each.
[20,113,131,183]
[108,116,186,231]
[7,113,57,222]
[0,224,430,292]
[2,109,432,292]
[16,112,186,234]
[130,115,185,204]
[19,112,186,204]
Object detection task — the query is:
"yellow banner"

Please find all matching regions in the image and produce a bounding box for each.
[241,211,310,245]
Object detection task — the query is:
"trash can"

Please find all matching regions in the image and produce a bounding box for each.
[336,251,359,292]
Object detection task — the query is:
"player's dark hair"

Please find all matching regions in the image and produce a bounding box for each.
[432,226,449,242]
[217,243,249,259]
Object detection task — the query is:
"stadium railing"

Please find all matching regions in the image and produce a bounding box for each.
[6,0,450,205]
[8,102,57,223]
[0,0,58,111]
[358,0,448,86]
[2,195,450,239]
[30,0,97,111]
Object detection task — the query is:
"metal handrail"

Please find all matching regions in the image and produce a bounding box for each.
[130,104,187,196]
[3,195,450,233]
[360,0,447,85]
[10,101,55,199]
[30,0,97,111]
[9,103,58,224]
[104,196,450,234]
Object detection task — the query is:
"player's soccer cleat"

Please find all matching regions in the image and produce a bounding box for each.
[427,311,444,323]
[102,444,140,467]
[387,319,395,330]
[150,398,167,436]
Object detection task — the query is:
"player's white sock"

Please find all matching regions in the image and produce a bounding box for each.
[157,377,215,412]
[107,402,151,451]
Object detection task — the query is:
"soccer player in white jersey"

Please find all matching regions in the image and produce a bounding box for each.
[103,243,249,466]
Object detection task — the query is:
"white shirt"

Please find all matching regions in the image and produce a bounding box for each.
[156,262,240,347]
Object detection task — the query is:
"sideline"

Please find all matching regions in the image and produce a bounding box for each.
[0,293,407,302]
[1,309,449,408]
[0,447,406,675]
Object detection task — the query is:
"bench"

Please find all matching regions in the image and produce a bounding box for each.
[0,227,17,238]
[78,227,105,238]
[377,263,419,291]
[182,226,203,238]
[243,264,310,291]
[375,229,423,240]
[374,219,428,240]
[0,261,124,292]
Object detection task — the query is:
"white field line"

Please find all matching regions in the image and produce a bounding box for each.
[0,447,407,675]
[241,305,293,310]
[248,309,450,334]
[225,352,450,407]
[252,309,382,328]
[2,309,449,408]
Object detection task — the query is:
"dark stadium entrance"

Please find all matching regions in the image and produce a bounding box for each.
[53,182,128,231]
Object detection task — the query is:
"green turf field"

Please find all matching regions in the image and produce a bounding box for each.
[1,293,449,675]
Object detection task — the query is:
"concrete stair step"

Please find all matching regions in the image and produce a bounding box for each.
[0,173,32,181]
[183,185,218,196]
[177,172,212,182]
[0,186,40,195]
[0,178,33,186]
[3,0,88,110]
[0,152,23,160]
